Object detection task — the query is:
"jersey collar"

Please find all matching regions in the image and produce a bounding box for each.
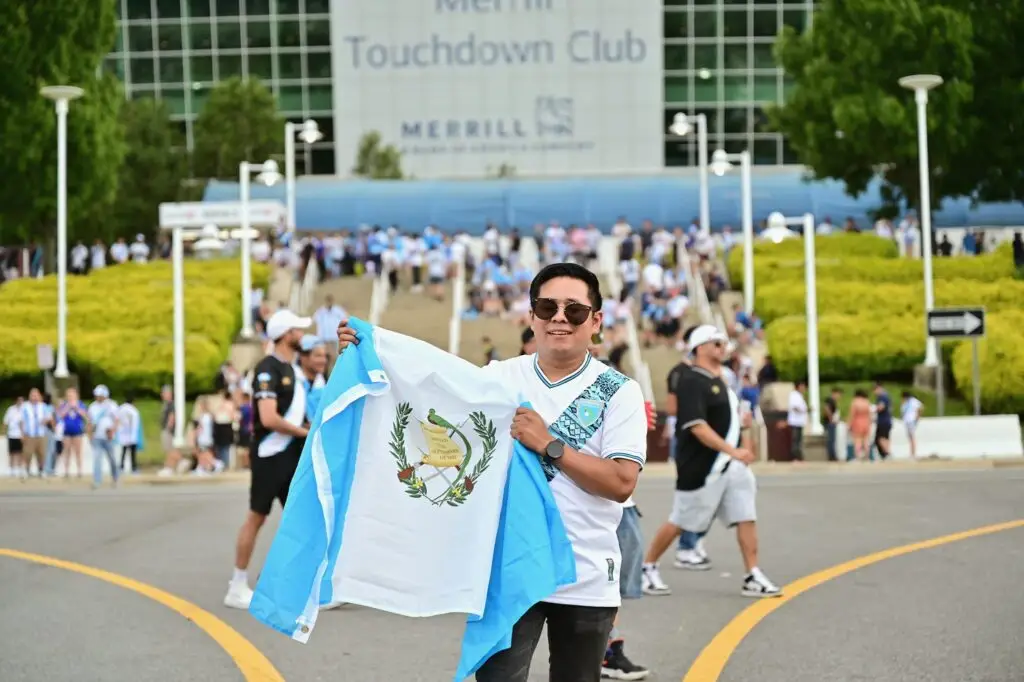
[532,353,591,389]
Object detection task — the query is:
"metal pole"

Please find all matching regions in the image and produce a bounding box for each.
[915,88,939,367]
[935,347,945,417]
[284,122,296,233]
[972,338,981,416]
[239,162,254,338]
[171,225,186,448]
[740,151,754,315]
[54,99,70,378]
[697,114,710,233]
[803,213,823,436]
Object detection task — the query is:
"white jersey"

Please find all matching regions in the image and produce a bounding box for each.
[483,353,647,607]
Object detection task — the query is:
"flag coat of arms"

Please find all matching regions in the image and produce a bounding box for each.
[249,318,576,680]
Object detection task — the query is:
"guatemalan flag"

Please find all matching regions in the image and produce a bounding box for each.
[249,318,576,680]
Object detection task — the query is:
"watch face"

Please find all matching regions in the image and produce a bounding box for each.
[546,440,564,459]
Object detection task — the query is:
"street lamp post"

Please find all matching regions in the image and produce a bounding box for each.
[284,119,323,234]
[899,74,943,367]
[171,225,186,448]
[710,149,754,314]
[667,113,710,232]
[238,159,282,338]
[768,211,822,436]
[40,85,85,379]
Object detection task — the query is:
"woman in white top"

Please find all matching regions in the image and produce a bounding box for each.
[191,398,224,475]
[900,391,925,459]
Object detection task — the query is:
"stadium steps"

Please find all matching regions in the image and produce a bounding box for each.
[315,275,375,321]
[378,284,455,352]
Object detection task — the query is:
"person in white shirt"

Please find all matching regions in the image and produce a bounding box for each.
[70,241,89,275]
[336,262,647,681]
[618,258,640,298]
[20,388,52,477]
[900,391,925,459]
[425,247,448,301]
[406,234,427,292]
[109,238,129,264]
[3,397,26,478]
[90,240,107,271]
[641,261,664,293]
[117,395,142,473]
[129,234,150,263]
[312,294,347,366]
[786,380,808,461]
[87,385,120,489]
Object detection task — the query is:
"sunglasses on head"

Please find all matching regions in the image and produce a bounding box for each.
[532,297,593,326]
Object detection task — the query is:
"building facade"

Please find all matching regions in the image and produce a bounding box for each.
[104,0,814,176]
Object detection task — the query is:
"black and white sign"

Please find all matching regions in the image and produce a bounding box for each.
[926,307,986,339]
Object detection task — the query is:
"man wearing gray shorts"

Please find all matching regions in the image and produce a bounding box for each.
[639,325,782,599]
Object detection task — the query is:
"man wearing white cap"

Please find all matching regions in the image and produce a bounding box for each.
[641,325,782,599]
[87,385,120,489]
[224,308,312,610]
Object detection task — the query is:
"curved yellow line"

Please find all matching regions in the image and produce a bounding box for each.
[682,519,1024,682]
[0,548,285,682]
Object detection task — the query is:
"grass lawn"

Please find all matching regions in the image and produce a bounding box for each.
[827,381,971,418]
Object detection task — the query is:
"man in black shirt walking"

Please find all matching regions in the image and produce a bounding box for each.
[640,325,782,598]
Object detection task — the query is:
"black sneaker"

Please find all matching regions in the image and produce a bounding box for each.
[602,643,650,680]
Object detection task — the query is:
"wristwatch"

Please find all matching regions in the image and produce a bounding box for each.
[544,439,566,460]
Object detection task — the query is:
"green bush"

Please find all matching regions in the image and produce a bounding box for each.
[951,311,1024,414]
[755,278,1024,325]
[750,232,899,258]
[727,242,1015,287]
[0,259,270,397]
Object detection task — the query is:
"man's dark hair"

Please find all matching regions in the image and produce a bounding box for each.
[682,325,699,343]
[529,262,602,310]
[124,393,134,404]
[520,327,535,345]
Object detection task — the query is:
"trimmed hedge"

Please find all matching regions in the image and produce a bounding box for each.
[749,233,899,258]
[755,278,1024,325]
[951,311,1024,414]
[727,242,1015,287]
[0,259,270,397]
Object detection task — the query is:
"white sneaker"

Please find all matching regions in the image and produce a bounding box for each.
[641,564,672,596]
[742,570,782,598]
[673,549,711,571]
[157,467,173,477]
[695,538,709,560]
[224,581,254,610]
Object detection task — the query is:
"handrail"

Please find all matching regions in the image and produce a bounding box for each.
[289,256,320,314]
[368,260,392,326]
[603,258,655,404]
[448,254,467,355]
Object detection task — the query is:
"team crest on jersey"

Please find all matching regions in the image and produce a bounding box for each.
[256,372,271,382]
[711,385,721,394]
[574,399,604,428]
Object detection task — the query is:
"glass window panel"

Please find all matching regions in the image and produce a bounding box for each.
[214,21,239,48]
[309,84,333,111]
[752,9,779,38]
[312,116,333,141]
[664,44,689,71]
[695,107,718,135]
[278,52,303,79]
[723,9,747,38]
[248,53,273,80]
[115,28,124,53]
[157,0,182,18]
[664,138,694,167]
[753,138,779,165]
[783,9,808,33]
[782,138,801,164]
[127,0,153,20]
[752,42,775,69]
[664,10,688,39]
[131,57,156,83]
[279,85,304,112]
[129,25,154,52]
[245,0,271,15]
[694,44,717,71]
[724,107,749,134]
[162,87,187,115]
[159,55,185,82]
[723,136,747,155]
[219,54,243,78]
[305,0,329,13]
[724,43,747,70]
[104,57,125,80]
[276,19,301,48]
[694,76,717,103]
[753,74,779,103]
[664,76,690,103]
[247,20,272,48]
[693,10,718,39]
[189,91,210,116]
[305,19,330,46]
[187,0,210,17]
[724,74,750,102]
[191,55,214,81]
[276,0,300,13]
[216,0,240,16]
[310,147,335,175]
[129,87,157,101]
[753,107,770,133]
[190,21,214,49]
[158,24,183,51]
[307,51,331,79]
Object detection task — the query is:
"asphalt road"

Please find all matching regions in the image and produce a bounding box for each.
[0,467,1022,682]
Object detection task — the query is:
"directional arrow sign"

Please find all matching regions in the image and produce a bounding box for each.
[926,307,986,339]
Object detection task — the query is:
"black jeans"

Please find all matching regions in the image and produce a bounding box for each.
[825,423,838,461]
[475,602,617,682]
[790,426,804,461]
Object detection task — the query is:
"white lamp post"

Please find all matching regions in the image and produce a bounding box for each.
[238,159,281,338]
[171,224,186,448]
[40,85,85,379]
[284,119,323,234]
[769,211,822,436]
[899,74,943,367]
[710,149,754,314]
[668,113,710,232]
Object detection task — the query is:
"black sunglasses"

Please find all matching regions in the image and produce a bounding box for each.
[532,298,593,326]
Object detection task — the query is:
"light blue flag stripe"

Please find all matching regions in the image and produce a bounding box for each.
[249,317,578,680]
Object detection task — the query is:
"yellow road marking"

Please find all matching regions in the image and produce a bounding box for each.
[682,518,1024,682]
[0,548,285,682]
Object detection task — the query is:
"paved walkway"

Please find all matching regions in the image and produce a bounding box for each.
[1,467,1022,681]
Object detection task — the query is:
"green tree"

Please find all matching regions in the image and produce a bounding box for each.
[112,98,186,241]
[0,0,125,244]
[767,0,984,216]
[192,78,283,180]
[353,131,405,179]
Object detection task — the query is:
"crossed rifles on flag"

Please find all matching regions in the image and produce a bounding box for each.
[399,409,476,502]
